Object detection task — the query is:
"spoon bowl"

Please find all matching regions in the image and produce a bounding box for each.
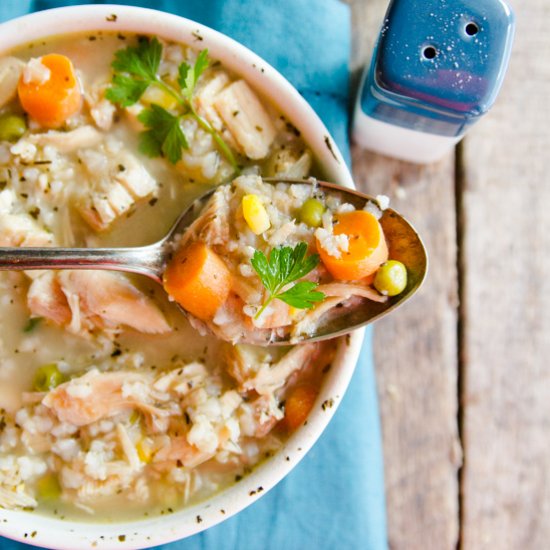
[0,177,427,344]
[262,178,428,343]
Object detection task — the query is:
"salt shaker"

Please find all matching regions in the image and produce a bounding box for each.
[353,0,515,164]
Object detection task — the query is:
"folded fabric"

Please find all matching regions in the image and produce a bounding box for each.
[0,1,387,549]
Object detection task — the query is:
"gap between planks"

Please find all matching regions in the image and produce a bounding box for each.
[454,141,466,550]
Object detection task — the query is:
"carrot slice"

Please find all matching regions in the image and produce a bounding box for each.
[163,242,232,321]
[18,54,82,128]
[317,210,388,281]
[284,384,318,432]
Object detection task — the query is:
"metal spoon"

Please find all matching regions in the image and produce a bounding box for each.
[0,178,427,344]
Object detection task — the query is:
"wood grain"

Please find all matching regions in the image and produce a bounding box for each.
[352,152,462,550]
[348,1,461,549]
[459,0,550,547]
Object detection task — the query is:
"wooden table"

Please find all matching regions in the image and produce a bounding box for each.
[348,1,549,548]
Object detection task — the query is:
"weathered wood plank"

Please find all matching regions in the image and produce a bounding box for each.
[460,0,550,547]
[349,1,461,549]
[352,152,462,550]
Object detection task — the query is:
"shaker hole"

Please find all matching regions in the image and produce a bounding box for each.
[465,22,479,36]
[422,46,438,60]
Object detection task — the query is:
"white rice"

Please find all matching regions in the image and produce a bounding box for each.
[314,227,349,258]
[376,194,390,210]
[22,58,50,85]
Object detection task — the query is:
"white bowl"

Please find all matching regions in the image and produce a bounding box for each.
[0,5,362,549]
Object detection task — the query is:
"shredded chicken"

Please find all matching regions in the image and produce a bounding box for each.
[0,213,54,247]
[225,344,271,385]
[28,270,171,336]
[27,272,72,325]
[213,80,277,160]
[76,147,158,232]
[117,424,141,470]
[290,283,388,339]
[42,369,169,426]
[28,126,103,153]
[194,71,231,131]
[291,297,344,340]
[239,395,283,438]
[0,486,37,510]
[316,282,388,303]
[241,343,318,396]
[85,81,116,131]
[252,298,293,329]
[154,436,215,468]
[177,185,231,250]
[0,56,25,108]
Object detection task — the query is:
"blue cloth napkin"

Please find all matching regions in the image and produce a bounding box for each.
[0,1,387,549]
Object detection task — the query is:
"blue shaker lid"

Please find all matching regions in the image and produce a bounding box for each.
[361,0,515,136]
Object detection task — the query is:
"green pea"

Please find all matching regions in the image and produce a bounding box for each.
[33,363,67,392]
[0,114,27,142]
[299,198,325,228]
[36,472,61,501]
[374,260,408,297]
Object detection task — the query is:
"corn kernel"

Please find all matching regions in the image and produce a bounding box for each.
[141,85,179,111]
[242,194,270,235]
[36,472,61,500]
[136,439,153,463]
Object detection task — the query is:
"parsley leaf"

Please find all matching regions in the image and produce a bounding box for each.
[278,282,326,309]
[112,36,162,82]
[178,49,209,100]
[177,63,190,93]
[138,104,188,164]
[106,74,149,107]
[250,242,325,319]
[106,37,163,106]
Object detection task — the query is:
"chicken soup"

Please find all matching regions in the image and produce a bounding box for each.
[0,31,338,520]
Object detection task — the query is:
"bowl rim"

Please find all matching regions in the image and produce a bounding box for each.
[0,5,362,549]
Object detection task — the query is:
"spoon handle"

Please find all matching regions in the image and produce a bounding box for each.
[0,245,165,283]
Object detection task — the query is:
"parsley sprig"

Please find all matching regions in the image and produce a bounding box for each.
[105,37,239,171]
[250,242,325,320]
[137,104,188,164]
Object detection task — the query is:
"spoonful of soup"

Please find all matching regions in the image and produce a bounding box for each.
[0,176,427,344]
